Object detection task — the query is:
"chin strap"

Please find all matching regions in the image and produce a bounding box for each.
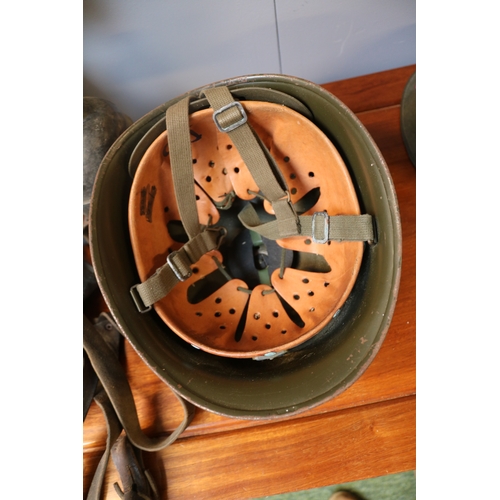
[84,313,195,499]
[238,204,375,243]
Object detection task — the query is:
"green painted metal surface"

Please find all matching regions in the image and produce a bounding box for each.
[89,74,401,419]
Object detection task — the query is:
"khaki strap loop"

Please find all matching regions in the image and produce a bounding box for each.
[131,96,221,312]
[130,228,224,311]
[128,87,314,179]
[238,204,374,242]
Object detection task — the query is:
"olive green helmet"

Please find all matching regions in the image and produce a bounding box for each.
[89,74,401,419]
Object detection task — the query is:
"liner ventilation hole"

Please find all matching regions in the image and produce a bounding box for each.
[293,294,300,300]
[229,308,236,314]
[272,311,279,318]
[209,161,215,167]
[206,176,212,182]
[265,324,271,330]
[215,297,222,304]
[308,172,315,177]
[234,167,240,173]
[214,312,221,317]
[254,312,261,320]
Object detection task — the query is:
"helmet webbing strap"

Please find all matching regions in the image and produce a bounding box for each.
[165,95,203,240]
[238,204,375,243]
[203,86,301,239]
[130,227,224,312]
[130,88,304,312]
[83,313,195,498]
[128,87,314,179]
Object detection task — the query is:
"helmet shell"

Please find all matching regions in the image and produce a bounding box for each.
[89,74,401,419]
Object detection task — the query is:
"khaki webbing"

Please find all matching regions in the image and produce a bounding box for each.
[238,204,374,242]
[130,86,375,312]
[203,86,300,239]
[130,228,223,311]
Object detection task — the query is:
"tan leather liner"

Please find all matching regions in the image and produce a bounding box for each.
[129,101,363,358]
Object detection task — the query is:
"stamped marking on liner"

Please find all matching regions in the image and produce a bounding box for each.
[140,184,157,222]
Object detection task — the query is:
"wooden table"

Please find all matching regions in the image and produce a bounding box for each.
[83,64,416,499]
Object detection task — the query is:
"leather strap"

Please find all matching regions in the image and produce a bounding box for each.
[86,384,123,500]
[83,315,195,452]
[83,349,98,421]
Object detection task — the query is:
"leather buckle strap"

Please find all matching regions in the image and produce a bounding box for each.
[238,204,375,244]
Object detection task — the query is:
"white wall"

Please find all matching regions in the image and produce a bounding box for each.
[83,0,416,120]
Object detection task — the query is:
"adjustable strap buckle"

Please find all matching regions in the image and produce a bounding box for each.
[311,212,329,244]
[167,251,193,282]
[213,101,247,133]
[130,284,152,313]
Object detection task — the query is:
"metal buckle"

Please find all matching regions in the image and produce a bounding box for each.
[130,284,152,313]
[167,251,192,282]
[213,101,247,133]
[311,212,329,244]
